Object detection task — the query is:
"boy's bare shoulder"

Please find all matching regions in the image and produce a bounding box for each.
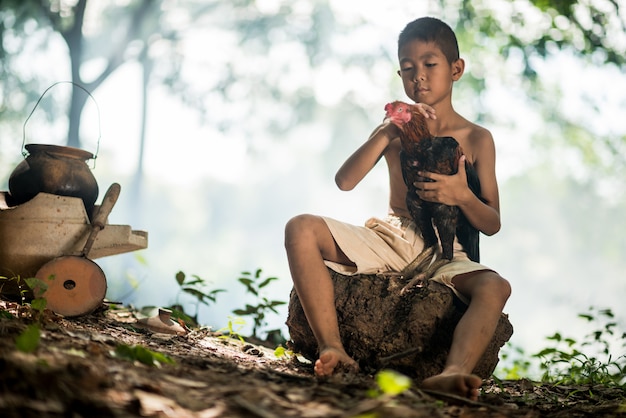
[450,115,495,162]
[457,115,493,143]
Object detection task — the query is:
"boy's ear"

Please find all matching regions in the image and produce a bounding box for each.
[451,58,465,80]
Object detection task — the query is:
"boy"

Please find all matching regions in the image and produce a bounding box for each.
[284,17,511,401]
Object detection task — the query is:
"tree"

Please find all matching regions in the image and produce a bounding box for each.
[1,0,624,177]
[0,0,166,147]
[449,0,626,178]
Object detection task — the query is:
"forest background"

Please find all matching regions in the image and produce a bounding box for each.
[0,0,625,379]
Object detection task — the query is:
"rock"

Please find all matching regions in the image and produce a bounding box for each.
[286,269,513,382]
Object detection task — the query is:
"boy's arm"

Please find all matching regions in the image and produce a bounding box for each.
[465,133,500,235]
[335,122,399,191]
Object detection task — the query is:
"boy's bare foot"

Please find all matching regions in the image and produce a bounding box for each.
[421,372,482,401]
[314,347,359,377]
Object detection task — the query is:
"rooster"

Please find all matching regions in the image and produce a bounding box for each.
[384,101,482,290]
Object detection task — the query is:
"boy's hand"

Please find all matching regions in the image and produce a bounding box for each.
[380,120,401,139]
[413,102,436,119]
[381,102,435,137]
[414,155,471,205]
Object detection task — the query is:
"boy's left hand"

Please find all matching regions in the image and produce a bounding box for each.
[414,155,470,205]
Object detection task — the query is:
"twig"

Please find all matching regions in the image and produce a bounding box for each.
[379,346,423,364]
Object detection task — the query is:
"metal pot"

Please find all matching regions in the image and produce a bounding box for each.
[8,144,99,216]
[7,81,101,217]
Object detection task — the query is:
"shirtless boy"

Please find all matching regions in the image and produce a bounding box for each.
[284,17,511,401]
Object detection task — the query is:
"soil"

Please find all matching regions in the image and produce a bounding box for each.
[0,300,624,418]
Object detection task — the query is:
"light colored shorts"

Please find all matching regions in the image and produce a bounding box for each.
[322,214,493,304]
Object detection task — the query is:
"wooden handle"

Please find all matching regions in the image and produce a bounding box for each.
[82,183,121,256]
[92,183,121,228]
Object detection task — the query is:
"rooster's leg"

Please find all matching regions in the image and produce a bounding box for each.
[401,215,457,294]
[400,257,452,295]
[399,245,437,279]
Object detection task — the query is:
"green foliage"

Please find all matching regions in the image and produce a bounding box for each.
[24,277,48,321]
[498,307,626,386]
[112,344,175,368]
[168,271,225,326]
[15,324,41,353]
[497,342,533,380]
[533,307,626,387]
[367,369,412,398]
[217,316,246,344]
[232,269,286,338]
[0,276,48,322]
[274,345,293,359]
[0,310,13,319]
[1,0,625,181]
[0,275,39,305]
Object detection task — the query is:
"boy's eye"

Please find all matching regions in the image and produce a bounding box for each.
[425,63,436,67]
[400,67,413,73]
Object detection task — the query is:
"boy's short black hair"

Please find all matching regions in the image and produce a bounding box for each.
[398,17,460,64]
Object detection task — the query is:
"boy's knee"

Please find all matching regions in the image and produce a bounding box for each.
[495,275,512,302]
[284,214,318,246]
[473,272,511,304]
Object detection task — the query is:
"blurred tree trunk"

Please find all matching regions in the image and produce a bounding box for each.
[130,46,153,223]
[47,0,157,148]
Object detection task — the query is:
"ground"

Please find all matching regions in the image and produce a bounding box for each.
[0,300,624,418]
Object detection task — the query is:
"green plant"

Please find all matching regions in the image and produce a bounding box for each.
[232,269,286,338]
[533,307,626,387]
[0,275,35,305]
[15,324,41,353]
[25,277,48,320]
[112,344,175,367]
[274,345,294,359]
[367,369,412,398]
[217,316,247,344]
[495,342,533,380]
[169,271,225,326]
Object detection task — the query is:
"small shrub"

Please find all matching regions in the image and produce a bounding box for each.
[533,307,625,387]
[217,316,247,344]
[168,271,225,326]
[232,269,286,338]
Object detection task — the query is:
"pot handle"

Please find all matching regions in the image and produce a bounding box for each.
[22,81,101,164]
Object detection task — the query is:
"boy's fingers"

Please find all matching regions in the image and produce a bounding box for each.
[458,155,466,173]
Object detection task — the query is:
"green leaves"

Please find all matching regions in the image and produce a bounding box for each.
[112,344,175,368]
[367,369,412,398]
[15,324,41,353]
[237,268,278,296]
[274,345,293,359]
[233,269,286,338]
[217,316,246,344]
[176,271,225,305]
[170,271,225,326]
[531,307,626,387]
[376,370,412,396]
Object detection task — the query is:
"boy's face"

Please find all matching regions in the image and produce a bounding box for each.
[397,40,464,106]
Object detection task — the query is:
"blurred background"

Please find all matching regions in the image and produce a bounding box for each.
[1,0,625,374]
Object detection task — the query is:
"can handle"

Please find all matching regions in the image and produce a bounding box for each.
[22,81,101,166]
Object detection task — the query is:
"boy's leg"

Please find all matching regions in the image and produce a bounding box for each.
[421,270,511,400]
[284,214,359,376]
